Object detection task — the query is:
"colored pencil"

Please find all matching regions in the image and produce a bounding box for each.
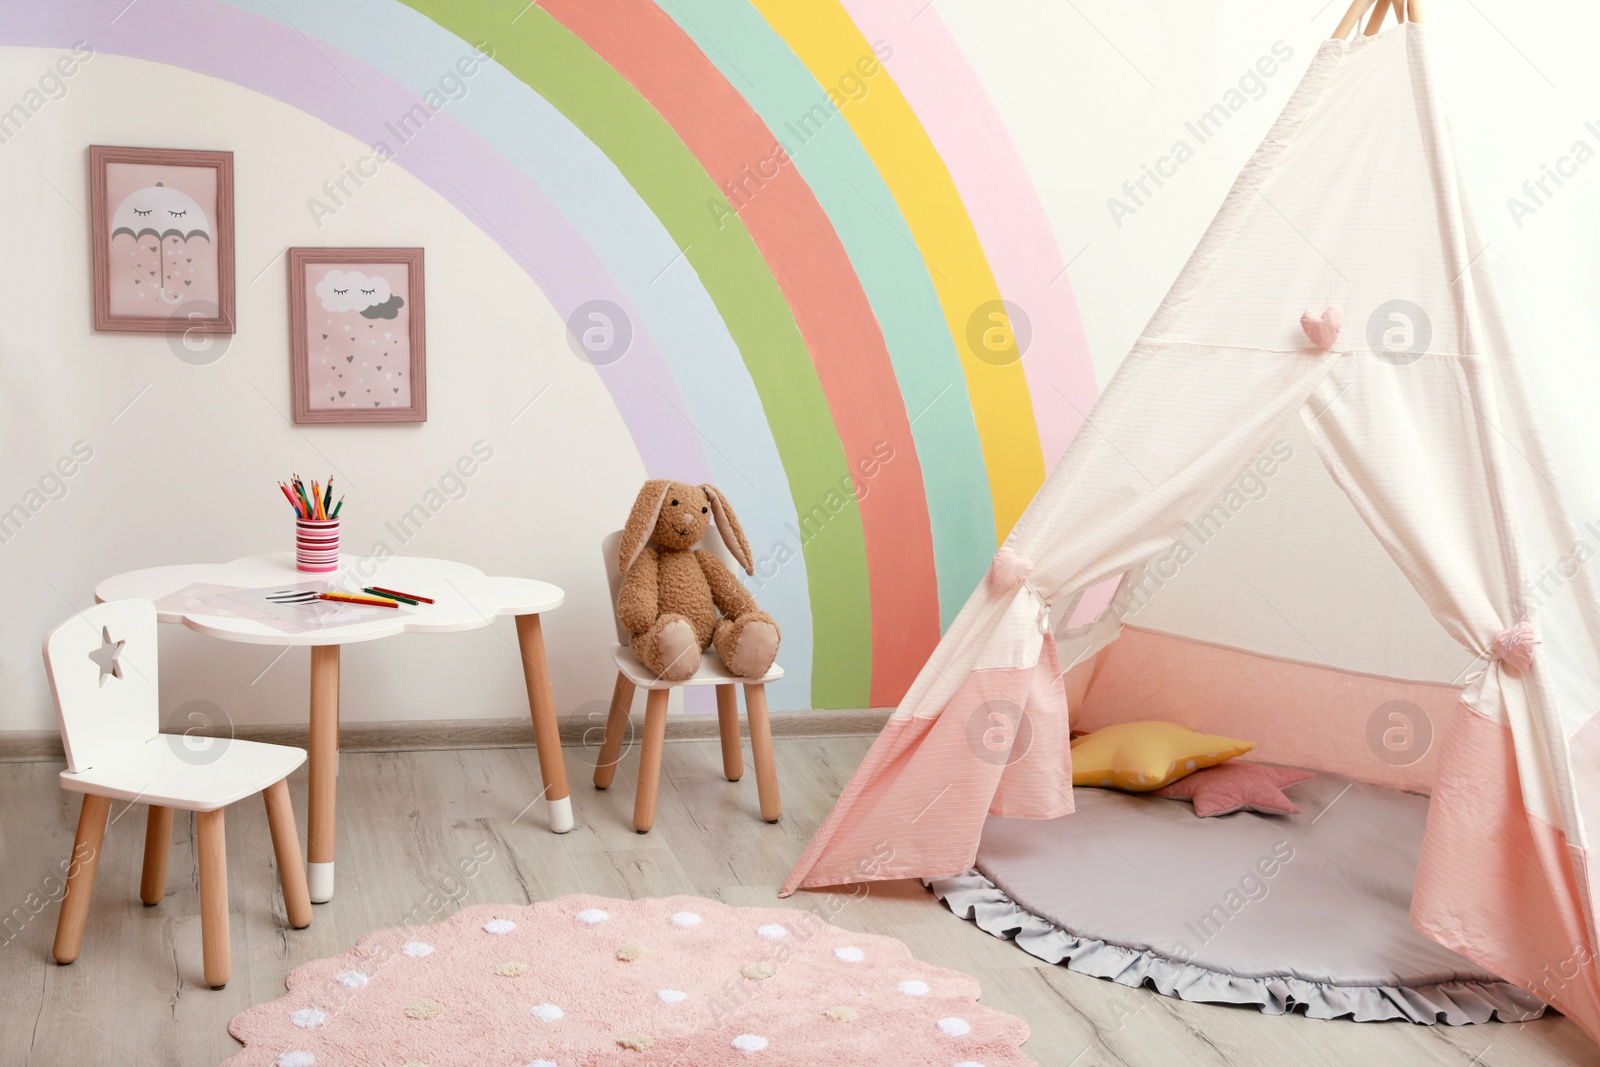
[363,587,418,605]
[280,473,341,521]
[368,585,434,604]
[317,592,398,608]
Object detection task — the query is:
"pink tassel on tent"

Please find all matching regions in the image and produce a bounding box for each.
[1300,307,1342,351]
[1492,621,1539,671]
[988,546,1033,590]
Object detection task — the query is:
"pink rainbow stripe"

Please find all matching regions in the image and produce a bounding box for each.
[839,0,1098,468]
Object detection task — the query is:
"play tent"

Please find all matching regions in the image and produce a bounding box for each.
[783,10,1600,1042]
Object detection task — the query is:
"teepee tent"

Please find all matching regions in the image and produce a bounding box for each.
[783,5,1600,1041]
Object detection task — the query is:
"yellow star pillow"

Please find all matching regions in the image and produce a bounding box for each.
[1071,721,1253,792]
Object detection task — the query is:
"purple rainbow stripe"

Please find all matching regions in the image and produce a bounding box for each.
[3,0,710,485]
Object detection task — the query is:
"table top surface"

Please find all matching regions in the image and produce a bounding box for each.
[95,553,564,647]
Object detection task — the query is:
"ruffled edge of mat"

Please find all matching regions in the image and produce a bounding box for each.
[927,868,1546,1025]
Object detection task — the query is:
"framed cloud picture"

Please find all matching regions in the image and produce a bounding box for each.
[89,145,235,333]
[288,247,427,423]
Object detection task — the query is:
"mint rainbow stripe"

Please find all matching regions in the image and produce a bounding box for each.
[7,0,1097,710]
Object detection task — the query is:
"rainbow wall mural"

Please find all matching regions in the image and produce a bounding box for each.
[6,0,1097,710]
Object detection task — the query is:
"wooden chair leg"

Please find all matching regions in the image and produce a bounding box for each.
[196,808,231,989]
[263,779,312,930]
[140,805,174,906]
[52,794,112,965]
[743,684,781,823]
[633,688,671,833]
[594,672,635,790]
[715,684,743,782]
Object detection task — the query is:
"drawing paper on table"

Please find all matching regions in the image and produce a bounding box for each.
[201,581,411,634]
[152,582,247,619]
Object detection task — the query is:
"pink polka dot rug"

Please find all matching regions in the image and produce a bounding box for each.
[223,894,1036,1066]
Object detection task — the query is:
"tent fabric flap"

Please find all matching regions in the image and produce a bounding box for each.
[782,345,1341,896]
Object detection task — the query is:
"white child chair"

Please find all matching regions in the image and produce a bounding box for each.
[42,599,311,988]
[595,531,783,832]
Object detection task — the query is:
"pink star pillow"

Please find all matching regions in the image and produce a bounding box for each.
[1152,761,1314,817]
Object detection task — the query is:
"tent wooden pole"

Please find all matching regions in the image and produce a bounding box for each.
[1364,0,1394,35]
[1333,0,1380,39]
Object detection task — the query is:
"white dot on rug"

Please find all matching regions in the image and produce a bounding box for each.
[731,1034,768,1052]
[484,919,517,935]
[835,947,864,963]
[335,970,368,988]
[576,909,609,925]
[277,1054,314,1067]
[897,979,929,996]
[669,911,702,927]
[756,924,787,940]
[531,1003,565,1022]
[289,1008,325,1029]
[658,989,688,1005]
[524,1060,557,1067]
[938,1017,972,1037]
[402,942,434,957]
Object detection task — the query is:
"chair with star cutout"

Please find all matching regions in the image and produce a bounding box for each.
[42,599,311,988]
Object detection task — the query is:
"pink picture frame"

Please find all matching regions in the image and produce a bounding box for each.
[89,145,235,334]
[288,247,427,424]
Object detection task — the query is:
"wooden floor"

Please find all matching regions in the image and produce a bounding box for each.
[0,735,1590,1066]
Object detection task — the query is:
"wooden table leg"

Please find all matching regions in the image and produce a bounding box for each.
[594,671,635,790]
[514,613,573,833]
[52,794,111,965]
[743,683,782,823]
[140,805,173,906]
[307,644,340,903]
[263,778,312,930]
[633,688,671,833]
[196,808,230,989]
[715,684,744,782]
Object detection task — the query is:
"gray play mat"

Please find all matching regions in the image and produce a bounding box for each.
[929,771,1546,1023]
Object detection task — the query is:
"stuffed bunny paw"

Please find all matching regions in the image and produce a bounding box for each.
[714,611,781,679]
[631,613,702,682]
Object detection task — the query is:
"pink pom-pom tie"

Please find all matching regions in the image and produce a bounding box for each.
[1300,307,1342,351]
[988,547,1033,591]
[1491,621,1539,671]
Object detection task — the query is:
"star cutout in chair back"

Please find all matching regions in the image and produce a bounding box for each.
[88,626,124,687]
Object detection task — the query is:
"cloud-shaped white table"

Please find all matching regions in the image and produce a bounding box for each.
[96,553,569,903]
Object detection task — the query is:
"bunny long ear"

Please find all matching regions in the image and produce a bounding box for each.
[701,484,753,574]
[619,480,672,574]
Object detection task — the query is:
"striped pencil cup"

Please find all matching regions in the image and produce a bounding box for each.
[295,518,340,573]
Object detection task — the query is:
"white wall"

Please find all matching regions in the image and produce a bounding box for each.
[0,52,644,733]
[6,1,1600,734]
[942,0,1600,524]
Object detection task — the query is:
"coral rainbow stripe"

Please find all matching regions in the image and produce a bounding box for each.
[540,0,939,705]
[752,0,1049,540]
[4,0,1099,710]
[406,0,874,708]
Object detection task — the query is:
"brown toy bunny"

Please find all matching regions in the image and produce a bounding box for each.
[616,480,780,682]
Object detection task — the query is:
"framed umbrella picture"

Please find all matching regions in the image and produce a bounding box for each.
[288,247,427,423]
[89,145,235,333]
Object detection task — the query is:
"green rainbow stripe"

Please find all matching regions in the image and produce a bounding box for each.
[406,0,871,707]
[658,0,998,631]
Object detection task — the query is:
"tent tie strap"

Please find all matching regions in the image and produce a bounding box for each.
[1492,621,1539,672]
[988,546,1034,591]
